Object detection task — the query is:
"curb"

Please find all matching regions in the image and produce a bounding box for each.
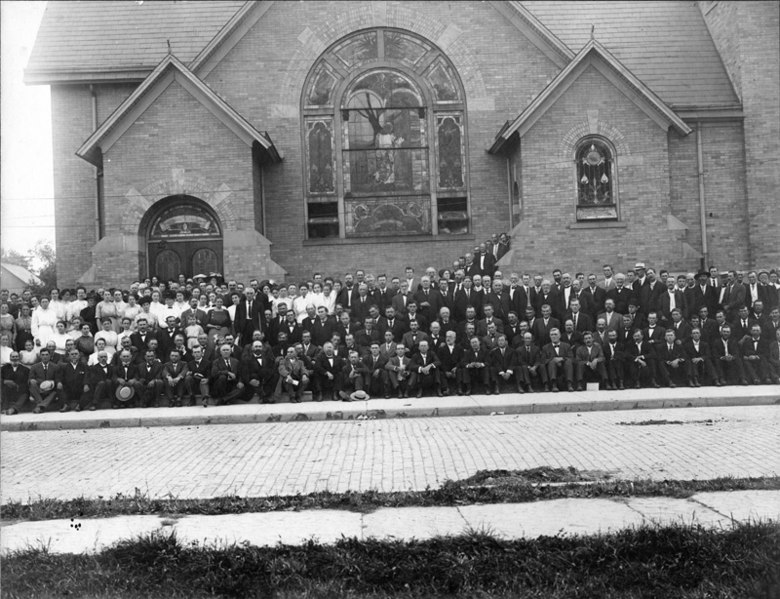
[2,386,778,432]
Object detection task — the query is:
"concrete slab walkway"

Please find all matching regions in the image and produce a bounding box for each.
[2,384,778,432]
[2,490,777,555]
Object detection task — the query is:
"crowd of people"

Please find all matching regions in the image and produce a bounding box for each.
[2,238,780,415]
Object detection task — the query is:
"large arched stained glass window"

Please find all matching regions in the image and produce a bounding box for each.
[302,28,469,240]
[575,137,618,221]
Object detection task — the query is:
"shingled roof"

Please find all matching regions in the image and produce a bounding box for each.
[25,0,245,83]
[520,1,740,108]
[26,0,739,110]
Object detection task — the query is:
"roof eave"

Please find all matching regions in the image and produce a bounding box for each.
[490,39,692,153]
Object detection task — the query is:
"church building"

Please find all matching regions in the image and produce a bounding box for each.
[26,1,779,286]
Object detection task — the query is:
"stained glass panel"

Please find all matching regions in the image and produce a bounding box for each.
[437,115,464,188]
[306,118,335,193]
[306,61,337,106]
[426,57,461,103]
[384,30,432,66]
[150,205,220,238]
[333,31,378,67]
[344,196,431,237]
[576,138,618,220]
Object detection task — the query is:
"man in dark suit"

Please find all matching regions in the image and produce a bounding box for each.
[355,317,381,356]
[721,270,746,321]
[668,309,692,344]
[130,318,158,361]
[769,327,780,382]
[28,348,59,413]
[731,305,758,343]
[460,336,490,394]
[684,271,710,318]
[376,306,406,343]
[606,274,632,315]
[743,271,767,310]
[210,343,245,405]
[385,343,412,398]
[309,306,335,347]
[158,315,185,361]
[534,281,559,319]
[575,331,607,390]
[362,342,389,398]
[710,326,747,385]
[57,348,90,412]
[313,341,344,401]
[2,351,29,415]
[582,274,607,322]
[740,324,773,384]
[516,332,545,391]
[180,296,208,330]
[625,329,658,389]
[682,327,714,386]
[483,279,509,323]
[233,287,264,344]
[437,330,463,395]
[489,335,520,394]
[453,276,482,322]
[643,312,666,350]
[602,330,625,390]
[564,298,593,335]
[531,304,559,348]
[112,349,140,409]
[161,349,188,407]
[137,348,164,407]
[505,273,529,320]
[401,320,429,357]
[390,280,412,317]
[655,330,687,387]
[277,345,310,403]
[241,340,276,402]
[351,284,374,324]
[413,276,443,324]
[408,340,442,397]
[658,279,687,327]
[476,303,504,337]
[474,243,496,278]
[541,328,574,392]
[186,344,212,405]
[278,311,303,345]
[404,301,428,335]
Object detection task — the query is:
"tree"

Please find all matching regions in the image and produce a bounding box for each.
[0,247,31,270]
[0,242,56,294]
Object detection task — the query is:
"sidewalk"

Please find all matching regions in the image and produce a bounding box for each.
[2,490,777,555]
[2,384,778,432]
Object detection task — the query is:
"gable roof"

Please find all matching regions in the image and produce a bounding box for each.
[1,263,42,291]
[521,1,741,109]
[489,39,692,153]
[25,0,246,84]
[76,54,281,166]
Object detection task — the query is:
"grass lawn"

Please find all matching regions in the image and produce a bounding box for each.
[3,469,779,523]
[2,522,778,598]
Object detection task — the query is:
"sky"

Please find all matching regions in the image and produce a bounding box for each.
[1,1,54,254]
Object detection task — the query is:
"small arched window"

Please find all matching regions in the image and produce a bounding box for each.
[575,137,618,221]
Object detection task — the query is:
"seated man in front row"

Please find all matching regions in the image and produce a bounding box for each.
[489,334,521,394]
[385,343,412,398]
[575,331,607,390]
[541,328,574,392]
[339,349,369,400]
[408,340,442,398]
[210,343,245,405]
[517,332,546,392]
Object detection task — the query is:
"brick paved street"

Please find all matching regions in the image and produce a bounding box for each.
[2,406,778,504]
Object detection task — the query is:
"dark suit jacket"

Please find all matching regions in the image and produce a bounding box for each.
[137,359,163,383]
[655,342,687,364]
[684,285,709,318]
[476,317,505,337]
[711,337,742,360]
[56,360,87,389]
[517,344,542,368]
[682,339,711,361]
[162,360,188,381]
[740,336,770,359]
[453,289,482,321]
[490,346,517,371]
[582,286,606,319]
[180,307,208,329]
[606,287,632,315]
[130,331,159,356]
[473,252,496,277]
[112,362,139,383]
[187,357,212,380]
[722,282,747,316]
[309,318,335,347]
[241,354,274,384]
[376,317,406,342]
[575,343,605,363]
[603,341,626,363]
[437,343,464,372]
[1,363,29,388]
[29,361,57,383]
[410,350,441,372]
[625,340,656,363]
[534,291,559,318]
[531,317,560,347]
[563,311,593,333]
[668,320,692,343]
[211,356,241,381]
[541,342,573,364]
[461,346,490,367]
[658,290,686,324]
[390,292,412,317]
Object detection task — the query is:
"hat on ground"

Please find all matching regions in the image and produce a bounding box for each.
[634,262,646,270]
[350,390,369,401]
[40,380,55,392]
[115,385,135,402]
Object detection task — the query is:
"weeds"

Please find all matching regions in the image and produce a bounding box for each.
[2,522,778,598]
[3,472,779,524]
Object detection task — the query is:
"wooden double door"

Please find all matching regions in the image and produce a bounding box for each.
[148,239,222,281]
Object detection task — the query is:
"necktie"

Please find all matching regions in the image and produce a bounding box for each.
[669,345,673,352]
[225,359,230,370]
[573,315,577,329]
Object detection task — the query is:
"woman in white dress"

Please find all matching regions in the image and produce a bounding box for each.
[122,294,141,327]
[50,320,71,358]
[112,289,127,329]
[321,282,336,315]
[94,318,119,355]
[309,282,325,312]
[292,284,311,323]
[32,297,58,348]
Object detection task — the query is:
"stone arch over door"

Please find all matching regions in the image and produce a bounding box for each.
[140,195,224,281]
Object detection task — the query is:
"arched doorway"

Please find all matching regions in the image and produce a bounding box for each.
[144,196,223,281]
